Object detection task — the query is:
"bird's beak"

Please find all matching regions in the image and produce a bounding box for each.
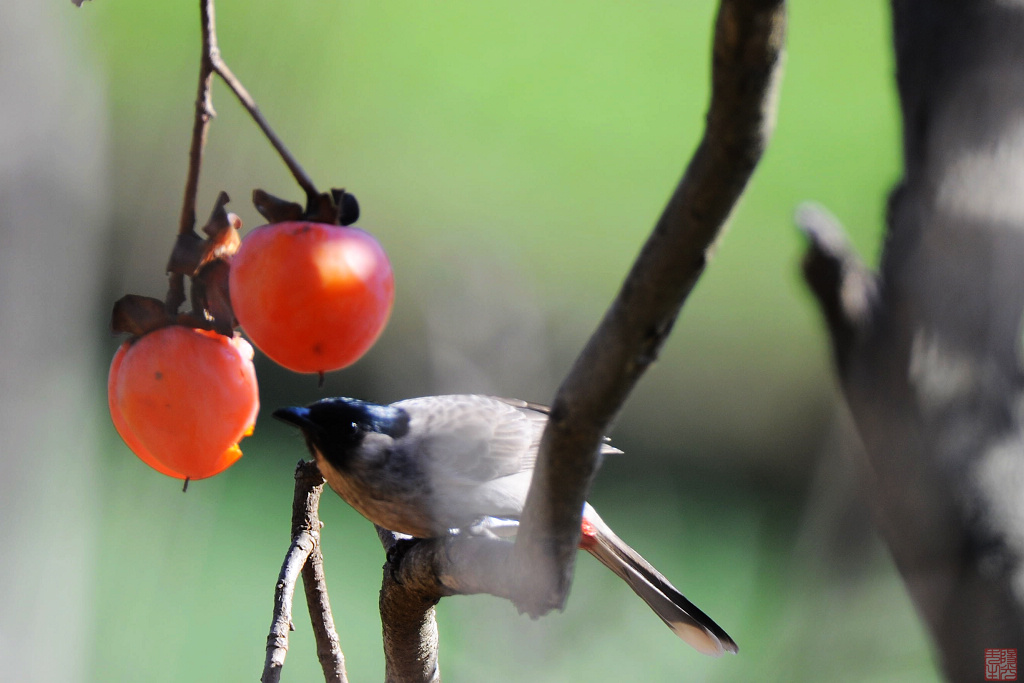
[273,406,315,433]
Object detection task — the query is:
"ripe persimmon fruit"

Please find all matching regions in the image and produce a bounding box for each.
[229,221,394,374]
[109,326,259,479]
[108,341,190,479]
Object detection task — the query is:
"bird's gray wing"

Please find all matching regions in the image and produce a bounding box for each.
[392,395,622,528]
[393,395,544,485]
[490,396,624,456]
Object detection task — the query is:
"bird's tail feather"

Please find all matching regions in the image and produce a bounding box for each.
[579,503,738,656]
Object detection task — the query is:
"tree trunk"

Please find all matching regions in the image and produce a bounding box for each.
[803,1,1024,679]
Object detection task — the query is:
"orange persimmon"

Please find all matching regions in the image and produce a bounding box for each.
[109,326,259,479]
[229,221,394,374]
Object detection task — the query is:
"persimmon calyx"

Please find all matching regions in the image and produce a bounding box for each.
[253,187,359,226]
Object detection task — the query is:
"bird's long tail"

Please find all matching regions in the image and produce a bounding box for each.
[579,503,738,656]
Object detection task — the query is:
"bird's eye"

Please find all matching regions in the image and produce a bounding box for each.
[343,422,359,436]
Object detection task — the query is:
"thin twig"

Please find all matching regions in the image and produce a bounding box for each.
[262,461,345,683]
[180,0,317,249]
[512,0,787,617]
[262,532,315,683]
[209,55,319,202]
[168,0,218,312]
[301,542,347,682]
[178,0,217,238]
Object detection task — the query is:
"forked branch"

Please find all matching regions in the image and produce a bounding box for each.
[262,461,347,683]
[181,0,318,243]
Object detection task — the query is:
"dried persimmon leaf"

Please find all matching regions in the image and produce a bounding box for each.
[201,191,233,239]
[112,295,172,336]
[252,189,303,223]
[198,218,241,268]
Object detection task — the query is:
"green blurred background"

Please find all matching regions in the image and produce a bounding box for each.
[2,1,942,681]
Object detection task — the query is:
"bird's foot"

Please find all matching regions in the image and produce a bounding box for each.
[384,531,419,568]
[454,516,520,540]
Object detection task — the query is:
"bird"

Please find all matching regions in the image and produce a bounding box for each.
[273,393,737,656]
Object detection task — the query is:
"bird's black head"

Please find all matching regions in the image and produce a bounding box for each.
[273,397,410,467]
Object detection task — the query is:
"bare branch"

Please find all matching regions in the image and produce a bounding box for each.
[262,532,314,683]
[208,54,319,202]
[262,462,346,683]
[167,0,219,313]
[379,557,441,683]
[179,0,318,241]
[379,531,520,600]
[513,0,787,617]
[301,546,347,683]
[377,530,523,682]
[178,0,217,239]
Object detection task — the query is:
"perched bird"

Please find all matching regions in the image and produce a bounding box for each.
[274,394,737,656]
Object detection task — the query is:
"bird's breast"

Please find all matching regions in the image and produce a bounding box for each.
[312,446,440,538]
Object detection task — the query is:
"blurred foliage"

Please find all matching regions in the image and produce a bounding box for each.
[70,0,942,681]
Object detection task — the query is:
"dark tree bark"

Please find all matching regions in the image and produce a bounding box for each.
[802,1,1024,679]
